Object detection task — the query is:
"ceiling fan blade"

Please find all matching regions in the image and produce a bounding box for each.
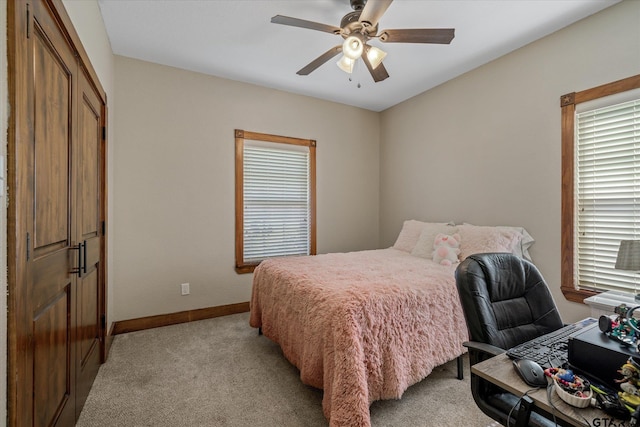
[358,0,393,28]
[362,45,389,82]
[379,28,455,44]
[271,15,341,35]
[297,46,343,76]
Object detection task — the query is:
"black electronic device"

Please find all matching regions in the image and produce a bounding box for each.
[595,392,631,420]
[568,322,640,390]
[512,359,548,388]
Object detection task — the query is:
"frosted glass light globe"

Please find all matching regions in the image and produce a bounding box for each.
[336,55,355,73]
[342,35,364,60]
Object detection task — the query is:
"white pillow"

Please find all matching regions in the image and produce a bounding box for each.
[393,220,453,252]
[463,223,535,261]
[497,226,535,260]
[457,224,523,261]
[411,225,459,259]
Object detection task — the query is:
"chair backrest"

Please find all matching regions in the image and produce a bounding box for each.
[456,253,563,350]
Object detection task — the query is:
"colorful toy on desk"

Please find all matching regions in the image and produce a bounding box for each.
[616,359,640,396]
[544,367,592,408]
[609,357,640,424]
[599,304,640,349]
[617,390,640,426]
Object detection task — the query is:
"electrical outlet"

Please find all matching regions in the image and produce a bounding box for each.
[181,283,190,295]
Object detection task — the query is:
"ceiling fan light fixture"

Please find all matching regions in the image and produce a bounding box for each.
[336,55,355,74]
[342,34,364,60]
[366,45,387,69]
[271,0,455,83]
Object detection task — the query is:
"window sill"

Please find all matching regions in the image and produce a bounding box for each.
[560,285,598,304]
[236,263,259,274]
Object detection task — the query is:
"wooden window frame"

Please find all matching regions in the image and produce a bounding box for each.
[234,129,316,274]
[560,74,640,303]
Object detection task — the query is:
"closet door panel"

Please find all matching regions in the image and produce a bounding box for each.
[33,33,70,254]
[25,3,78,426]
[75,70,104,415]
[77,269,98,362]
[32,288,72,427]
[79,91,99,238]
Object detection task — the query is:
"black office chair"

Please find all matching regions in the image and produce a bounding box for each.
[456,253,570,427]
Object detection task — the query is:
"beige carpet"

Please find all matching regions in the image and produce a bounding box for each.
[77,312,494,427]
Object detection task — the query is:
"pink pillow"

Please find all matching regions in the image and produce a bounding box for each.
[458,224,523,260]
[393,220,452,252]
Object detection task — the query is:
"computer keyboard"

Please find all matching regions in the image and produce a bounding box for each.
[506,318,597,369]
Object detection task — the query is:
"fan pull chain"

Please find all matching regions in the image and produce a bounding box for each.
[348,59,362,88]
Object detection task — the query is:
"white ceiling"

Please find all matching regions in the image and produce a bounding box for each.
[97,0,619,112]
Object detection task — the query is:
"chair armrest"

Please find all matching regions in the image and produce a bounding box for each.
[463,341,505,358]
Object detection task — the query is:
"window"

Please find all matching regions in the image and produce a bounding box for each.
[561,74,640,302]
[234,129,316,273]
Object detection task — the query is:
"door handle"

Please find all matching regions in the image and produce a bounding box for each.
[70,243,83,277]
[82,240,87,274]
[71,240,88,276]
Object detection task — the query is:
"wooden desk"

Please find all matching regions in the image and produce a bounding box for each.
[471,354,623,427]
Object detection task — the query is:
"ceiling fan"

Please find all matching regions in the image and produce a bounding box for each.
[271,0,455,83]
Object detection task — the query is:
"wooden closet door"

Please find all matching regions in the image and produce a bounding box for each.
[75,69,105,416]
[24,1,78,425]
[9,0,108,424]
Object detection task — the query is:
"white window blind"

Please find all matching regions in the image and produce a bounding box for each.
[243,141,310,263]
[576,98,640,293]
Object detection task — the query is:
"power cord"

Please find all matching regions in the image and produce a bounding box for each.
[506,387,558,427]
[506,388,532,426]
[545,341,568,369]
[544,381,559,427]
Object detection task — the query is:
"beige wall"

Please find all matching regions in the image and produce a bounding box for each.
[379,0,640,322]
[112,56,380,321]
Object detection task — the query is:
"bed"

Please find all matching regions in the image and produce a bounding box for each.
[249,221,534,427]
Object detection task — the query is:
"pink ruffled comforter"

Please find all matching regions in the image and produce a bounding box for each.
[249,248,468,427]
